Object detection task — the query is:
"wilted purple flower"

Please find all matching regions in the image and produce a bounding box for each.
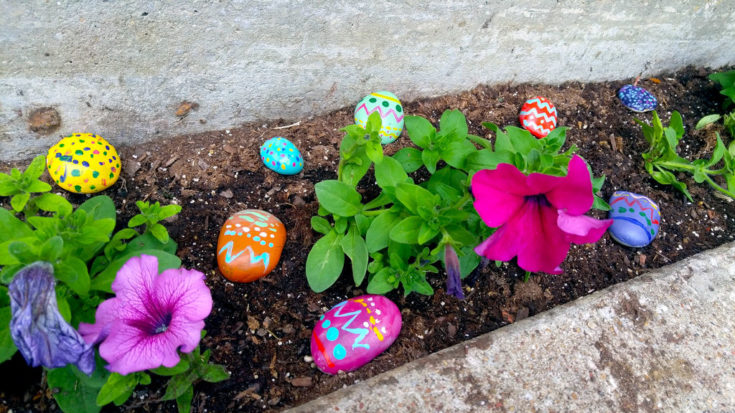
[444,244,464,299]
[79,255,212,375]
[9,262,95,375]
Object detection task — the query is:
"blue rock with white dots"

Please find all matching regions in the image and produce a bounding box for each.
[260,137,304,175]
[618,84,658,112]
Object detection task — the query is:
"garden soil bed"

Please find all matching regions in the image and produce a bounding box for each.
[1,66,734,412]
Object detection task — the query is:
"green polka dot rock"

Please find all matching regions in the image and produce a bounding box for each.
[46,133,121,194]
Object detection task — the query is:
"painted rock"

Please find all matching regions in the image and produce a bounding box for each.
[608,191,661,247]
[519,96,558,138]
[216,210,286,283]
[46,133,121,193]
[618,84,657,112]
[311,294,402,375]
[260,137,304,175]
[354,91,404,144]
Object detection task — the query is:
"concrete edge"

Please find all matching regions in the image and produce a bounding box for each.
[287,242,735,412]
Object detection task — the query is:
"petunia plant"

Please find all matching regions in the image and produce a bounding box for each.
[0,157,227,413]
[307,110,610,296]
[636,111,735,201]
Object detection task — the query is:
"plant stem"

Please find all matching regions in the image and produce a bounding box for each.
[466,134,493,149]
[361,209,388,217]
[703,174,735,199]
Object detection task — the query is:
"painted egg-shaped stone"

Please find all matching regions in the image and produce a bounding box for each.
[354,91,405,144]
[311,294,402,375]
[618,84,657,112]
[519,96,558,139]
[260,137,304,175]
[216,210,286,283]
[46,133,121,193]
[608,191,661,248]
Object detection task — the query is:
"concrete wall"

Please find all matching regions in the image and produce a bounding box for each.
[1,0,734,161]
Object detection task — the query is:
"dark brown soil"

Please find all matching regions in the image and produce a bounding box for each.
[1,66,734,413]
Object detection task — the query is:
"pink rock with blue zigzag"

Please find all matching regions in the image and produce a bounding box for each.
[311,295,402,374]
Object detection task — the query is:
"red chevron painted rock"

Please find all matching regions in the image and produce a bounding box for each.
[519,96,558,138]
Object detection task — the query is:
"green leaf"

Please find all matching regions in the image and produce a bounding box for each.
[176,386,194,413]
[310,216,332,235]
[127,215,147,228]
[151,359,191,376]
[0,306,17,363]
[150,223,170,243]
[305,231,345,292]
[441,139,476,169]
[706,133,726,167]
[669,111,684,137]
[162,372,198,401]
[404,273,434,296]
[34,193,73,217]
[417,222,439,245]
[340,160,372,188]
[23,156,46,180]
[458,248,480,278]
[542,127,567,152]
[158,204,182,220]
[201,364,231,383]
[365,111,383,135]
[0,208,33,243]
[422,149,440,174]
[395,183,435,214]
[505,126,540,154]
[440,109,468,138]
[96,373,138,407]
[40,236,63,262]
[591,196,611,211]
[390,216,423,244]
[10,192,30,212]
[366,212,401,253]
[56,291,71,322]
[426,167,467,201]
[365,141,383,163]
[91,250,181,292]
[78,196,116,221]
[340,224,368,286]
[696,114,722,130]
[8,240,37,263]
[374,156,408,188]
[404,116,435,148]
[445,224,478,245]
[48,364,107,413]
[366,268,396,294]
[26,180,52,193]
[315,180,362,217]
[56,256,91,296]
[392,148,424,173]
[124,232,178,255]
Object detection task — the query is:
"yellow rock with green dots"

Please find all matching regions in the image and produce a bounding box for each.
[46,133,121,194]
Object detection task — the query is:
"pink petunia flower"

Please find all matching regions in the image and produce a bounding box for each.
[472,155,612,274]
[79,255,212,375]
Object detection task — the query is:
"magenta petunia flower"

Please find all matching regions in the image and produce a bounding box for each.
[472,155,612,274]
[79,255,212,375]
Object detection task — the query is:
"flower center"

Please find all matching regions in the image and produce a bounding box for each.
[524,194,551,207]
[153,313,172,334]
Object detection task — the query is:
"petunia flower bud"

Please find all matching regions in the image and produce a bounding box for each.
[9,262,95,375]
[444,244,464,299]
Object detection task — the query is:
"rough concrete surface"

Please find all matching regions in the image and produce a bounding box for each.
[2,0,735,161]
[288,242,735,412]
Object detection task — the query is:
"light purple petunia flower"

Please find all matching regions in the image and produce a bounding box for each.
[9,262,95,375]
[444,244,464,299]
[79,254,212,375]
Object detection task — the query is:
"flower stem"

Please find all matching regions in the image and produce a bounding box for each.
[703,174,735,199]
[467,134,493,149]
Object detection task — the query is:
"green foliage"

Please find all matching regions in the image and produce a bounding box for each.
[698,70,735,139]
[0,156,52,215]
[306,110,606,295]
[152,335,230,413]
[128,201,182,244]
[0,157,190,411]
[636,110,735,201]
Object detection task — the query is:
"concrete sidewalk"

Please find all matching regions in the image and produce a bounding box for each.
[288,242,735,412]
